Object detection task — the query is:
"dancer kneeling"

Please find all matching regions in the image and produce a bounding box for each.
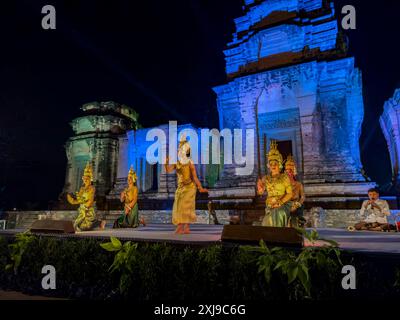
[67,162,106,232]
[257,141,293,227]
[113,166,145,228]
[165,137,208,234]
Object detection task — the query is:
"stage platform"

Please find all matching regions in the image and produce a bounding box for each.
[1,224,400,255]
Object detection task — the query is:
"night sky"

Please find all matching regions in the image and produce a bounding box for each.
[0,0,399,209]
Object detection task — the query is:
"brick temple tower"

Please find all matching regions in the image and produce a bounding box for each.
[61,101,139,208]
[211,0,374,201]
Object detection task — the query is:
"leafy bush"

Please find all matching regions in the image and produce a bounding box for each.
[395,268,400,288]
[0,233,398,300]
[5,232,35,274]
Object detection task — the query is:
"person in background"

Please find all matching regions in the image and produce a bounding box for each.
[284,154,306,228]
[351,188,391,231]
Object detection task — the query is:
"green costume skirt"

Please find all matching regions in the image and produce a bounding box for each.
[262,202,292,227]
[74,205,99,232]
[113,203,139,228]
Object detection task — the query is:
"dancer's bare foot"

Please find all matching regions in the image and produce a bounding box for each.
[183,224,190,234]
[175,224,183,234]
[140,217,146,227]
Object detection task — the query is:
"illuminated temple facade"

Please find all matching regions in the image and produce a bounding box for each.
[212,0,373,198]
[62,0,386,225]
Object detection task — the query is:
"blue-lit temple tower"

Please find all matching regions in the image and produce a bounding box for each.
[380,89,400,189]
[212,0,374,199]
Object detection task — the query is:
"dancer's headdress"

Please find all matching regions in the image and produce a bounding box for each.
[83,162,93,182]
[284,154,297,176]
[267,140,283,166]
[178,135,190,150]
[128,165,137,183]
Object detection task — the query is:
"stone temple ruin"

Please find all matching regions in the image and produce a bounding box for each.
[53,0,398,228]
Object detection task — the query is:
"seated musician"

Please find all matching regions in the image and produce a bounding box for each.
[352,188,391,231]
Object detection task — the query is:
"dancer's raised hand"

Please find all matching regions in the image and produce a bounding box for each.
[199,187,209,193]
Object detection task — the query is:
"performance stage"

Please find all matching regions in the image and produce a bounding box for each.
[1,224,400,255]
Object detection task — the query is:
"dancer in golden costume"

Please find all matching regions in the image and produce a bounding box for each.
[165,137,208,234]
[67,163,105,232]
[257,141,293,227]
[113,166,145,228]
[284,155,306,227]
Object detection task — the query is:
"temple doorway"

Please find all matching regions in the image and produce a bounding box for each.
[276,140,293,163]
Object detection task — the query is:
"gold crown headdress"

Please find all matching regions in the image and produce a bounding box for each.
[284,154,297,175]
[83,162,93,181]
[267,140,283,165]
[128,165,137,183]
[285,154,295,166]
[178,135,190,150]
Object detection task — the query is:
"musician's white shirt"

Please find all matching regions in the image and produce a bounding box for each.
[360,199,390,224]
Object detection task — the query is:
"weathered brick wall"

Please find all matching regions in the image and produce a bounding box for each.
[304,209,400,228]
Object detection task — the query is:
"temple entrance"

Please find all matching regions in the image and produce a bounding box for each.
[276,140,293,163]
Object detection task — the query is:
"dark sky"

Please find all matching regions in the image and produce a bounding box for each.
[0,0,399,209]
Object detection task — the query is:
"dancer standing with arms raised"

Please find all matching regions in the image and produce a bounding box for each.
[165,137,208,234]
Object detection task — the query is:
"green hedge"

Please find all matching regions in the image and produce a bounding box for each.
[0,234,399,300]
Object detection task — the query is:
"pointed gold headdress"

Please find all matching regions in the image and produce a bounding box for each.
[179,135,189,149]
[178,135,191,153]
[285,154,295,166]
[284,154,297,175]
[128,165,137,183]
[267,140,283,166]
[83,162,93,181]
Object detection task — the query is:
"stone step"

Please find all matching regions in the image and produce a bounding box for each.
[7,207,393,230]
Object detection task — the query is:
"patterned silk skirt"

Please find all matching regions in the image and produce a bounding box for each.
[172,182,197,225]
[74,205,98,232]
[113,203,139,228]
[262,202,292,227]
